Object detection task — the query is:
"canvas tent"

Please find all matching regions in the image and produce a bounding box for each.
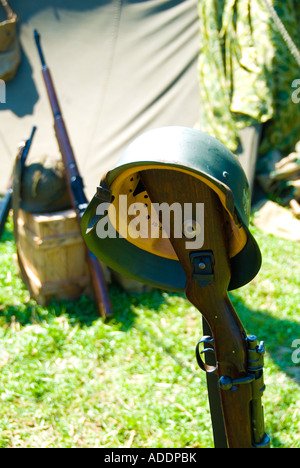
[0,0,201,199]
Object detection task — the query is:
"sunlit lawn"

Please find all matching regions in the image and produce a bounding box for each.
[0,217,299,448]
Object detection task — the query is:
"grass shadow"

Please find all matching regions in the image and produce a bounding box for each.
[1,276,299,387]
[0,226,14,243]
[230,293,300,384]
[0,279,167,331]
[1,219,299,385]
[107,284,168,331]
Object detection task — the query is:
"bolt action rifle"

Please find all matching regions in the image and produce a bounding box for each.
[34,30,113,318]
[140,170,271,448]
[0,126,37,240]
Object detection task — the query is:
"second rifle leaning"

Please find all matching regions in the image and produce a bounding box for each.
[34,29,113,319]
[0,127,37,240]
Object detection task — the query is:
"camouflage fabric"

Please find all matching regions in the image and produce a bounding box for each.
[197,0,300,156]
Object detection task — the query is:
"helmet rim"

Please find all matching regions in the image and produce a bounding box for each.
[82,126,262,290]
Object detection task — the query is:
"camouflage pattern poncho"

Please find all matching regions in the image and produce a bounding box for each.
[197,0,300,156]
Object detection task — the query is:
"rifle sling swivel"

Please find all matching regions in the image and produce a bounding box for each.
[190,251,215,287]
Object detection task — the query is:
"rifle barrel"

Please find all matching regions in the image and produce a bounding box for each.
[34,30,113,318]
[34,30,46,68]
[21,126,37,167]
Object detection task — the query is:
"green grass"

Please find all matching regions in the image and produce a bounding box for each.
[0,217,299,448]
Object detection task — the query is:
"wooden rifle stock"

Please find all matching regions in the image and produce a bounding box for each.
[141,169,270,448]
[34,30,113,318]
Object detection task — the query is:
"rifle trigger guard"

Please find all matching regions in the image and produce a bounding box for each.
[195,336,218,374]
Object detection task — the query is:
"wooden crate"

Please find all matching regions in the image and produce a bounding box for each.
[16,208,111,306]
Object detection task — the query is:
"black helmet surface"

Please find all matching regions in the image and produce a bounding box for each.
[82,126,261,291]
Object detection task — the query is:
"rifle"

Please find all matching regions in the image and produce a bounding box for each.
[34,29,113,319]
[0,127,37,240]
[140,169,270,448]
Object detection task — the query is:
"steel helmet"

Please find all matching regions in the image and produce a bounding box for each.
[82,126,261,291]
